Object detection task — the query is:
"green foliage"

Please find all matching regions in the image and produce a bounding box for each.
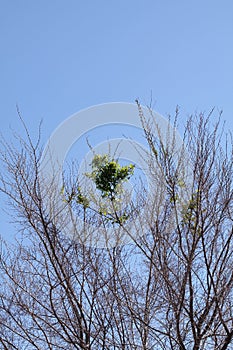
[86,154,135,224]
[86,154,135,199]
[61,185,89,208]
[76,187,90,208]
[181,191,201,233]
[177,178,186,188]
[61,154,135,225]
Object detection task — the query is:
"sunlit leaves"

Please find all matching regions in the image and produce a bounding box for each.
[86,154,135,199]
[61,154,135,225]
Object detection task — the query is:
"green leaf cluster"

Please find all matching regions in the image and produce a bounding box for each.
[76,187,90,208]
[60,154,134,225]
[87,154,135,199]
[61,186,89,208]
[181,192,200,233]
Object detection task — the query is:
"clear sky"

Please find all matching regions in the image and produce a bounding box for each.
[1,0,233,240]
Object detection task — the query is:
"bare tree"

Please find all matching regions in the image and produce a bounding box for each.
[0,104,232,349]
[131,104,233,349]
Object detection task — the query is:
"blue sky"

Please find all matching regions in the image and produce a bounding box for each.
[1,1,233,240]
